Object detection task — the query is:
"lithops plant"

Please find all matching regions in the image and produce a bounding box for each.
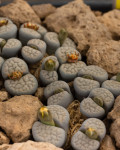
[59,61,86,82]
[44,80,72,99]
[40,70,58,86]
[41,56,59,71]
[73,77,100,101]
[55,47,81,64]
[78,65,108,84]
[32,105,69,147]
[47,89,73,108]
[1,57,38,95]
[0,56,4,72]
[44,29,76,55]
[0,38,22,58]
[21,39,46,64]
[19,22,47,45]
[71,118,106,150]
[80,88,114,118]
[0,17,17,40]
[40,56,59,86]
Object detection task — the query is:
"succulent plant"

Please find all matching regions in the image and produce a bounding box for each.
[82,74,94,80]
[92,97,104,108]
[85,128,98,140]
[116,72,120,82]
[38,106,55,126]
[58,28,68,46]
[0,19,8,27]
[54,88,64,95]
[0,39,6,52]
[44,59,56,71]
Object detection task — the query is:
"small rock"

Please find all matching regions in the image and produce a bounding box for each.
[0,95,43,143]
[0,0,41,27]
[98,9,120,40]
[94,11,102,17]
[0,140,63,150]
[108,96,120,121]
[44,0,111,55]
[0,131,10,145]
[100,135,116,150]
[110,118,120,148]
[0,91,9,102]
[87,40,120,75]
[32,4,56,19]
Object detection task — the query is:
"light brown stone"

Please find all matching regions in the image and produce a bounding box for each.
[110,118,120,148]
[0,95,43,143]
[87,40,120,75]
[35,87,45,102]
[0,0,41,27]
[0,132,10,145]
[0,141,63,150]
[98,9,120,40]
[32,4,56,19]
[44,0,111,55]
[0,91,9,102]
[108,96,120,121]
[100,135,116,150]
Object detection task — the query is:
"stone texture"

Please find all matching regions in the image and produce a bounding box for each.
[0,132,10,145]
[98,9,120,40]
[0,0,41,27]
[0,95,43,143]
[108,96,120,121]
[0,141,63,150]
[32,4,56,19]
[87,40,120,75]
[100,135,116,150]
[44,0,111,55]
[110,118,120,148]
[0,91,9,102]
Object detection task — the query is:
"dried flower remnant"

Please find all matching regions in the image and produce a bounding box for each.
[24,23,39,31]
[8,71,23,80]
[67,52,79,63]
[85,128,98,140]
[0,19,8,27]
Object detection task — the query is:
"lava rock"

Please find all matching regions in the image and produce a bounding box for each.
[0,131,10,145]
[0,0,41,27]
[87,40,120,75]
[98,9,120,40]
[0,95,43,142]
[32,4,56,19]
[44,0,111,55]
[0,140,63,150]
[100,135,116,150]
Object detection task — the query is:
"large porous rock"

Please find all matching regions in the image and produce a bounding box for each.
[110,118,120,148]
[32,4,56,19]
[87,40,120,75]
[44,0,111,55]
[0,141,63,150]
[0,131,10,145]
[0,95,43,143]
[98,9,120,40]
[108,96,120,121]
[100,135,116,150]
[0,0,41,27]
